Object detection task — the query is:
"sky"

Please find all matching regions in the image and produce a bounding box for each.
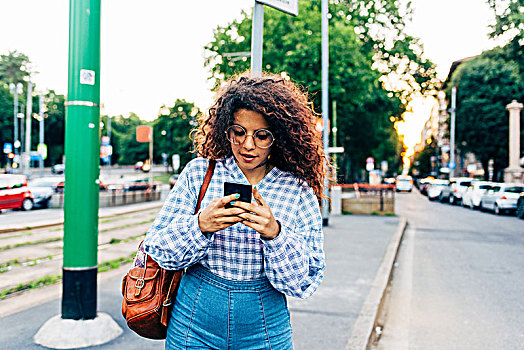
[0,0,503,146]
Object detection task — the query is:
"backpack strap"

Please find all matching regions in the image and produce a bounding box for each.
[194,159,216,214]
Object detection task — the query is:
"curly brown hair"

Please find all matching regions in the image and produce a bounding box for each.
[193,73,329,199]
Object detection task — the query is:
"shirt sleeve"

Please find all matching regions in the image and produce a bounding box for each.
[143,159,214,270]
[262,186,325,299]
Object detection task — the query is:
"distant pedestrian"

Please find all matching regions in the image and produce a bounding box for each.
[142,73,329,349]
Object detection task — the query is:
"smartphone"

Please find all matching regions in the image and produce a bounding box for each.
[224,182,252,208]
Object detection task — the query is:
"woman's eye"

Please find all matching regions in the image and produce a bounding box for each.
[256,132,270,140]
[234,130,245,136]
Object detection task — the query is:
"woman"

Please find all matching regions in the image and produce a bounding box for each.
[142,73,329,349]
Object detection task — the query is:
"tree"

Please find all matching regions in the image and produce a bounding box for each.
[411,137,437,178]
[487,0,524,90]
[153,99,200,169]
[42,91,66,166]
[450,53,522,181]
[205,0,432,181]
[104,113,149,166]
[0,84,13,167]
[0,51,31,85]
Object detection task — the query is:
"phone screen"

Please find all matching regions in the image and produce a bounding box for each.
[224,182,252,208]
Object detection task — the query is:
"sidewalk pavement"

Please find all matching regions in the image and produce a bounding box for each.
[0,211,403,350]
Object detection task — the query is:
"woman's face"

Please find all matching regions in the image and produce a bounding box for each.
[229,109,272,174]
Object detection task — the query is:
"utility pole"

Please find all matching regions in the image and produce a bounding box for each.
[61,0,101,321]
[35,1,122,347]
[9,83,23,158]
[332,100,337,181]
[24,81,33,175]
[107,115,111,167]
[39,92,45,177]
[321,0,330,226]
[251,2,264,76]
[449,86,456,178]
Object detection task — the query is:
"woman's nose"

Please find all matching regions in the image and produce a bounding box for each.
[242,134,256,150]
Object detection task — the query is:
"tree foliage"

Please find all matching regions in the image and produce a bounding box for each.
[0,51,31,85]
[450,53,522,181]
[204,0,435,181]
[153,99,200,168]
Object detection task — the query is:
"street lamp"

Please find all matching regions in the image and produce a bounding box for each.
[9,82,23,160]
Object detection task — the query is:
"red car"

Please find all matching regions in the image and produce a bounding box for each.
[0,174,34,211]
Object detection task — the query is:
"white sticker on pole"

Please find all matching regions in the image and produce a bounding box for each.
[257,0,299,16]
[80,69,96,85]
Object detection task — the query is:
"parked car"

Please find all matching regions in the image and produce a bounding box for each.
[440,177,476,205]
[516,192,524,219]
[418,177,434,196]
[461,181,493,209]
[27,179,55,208]
[45,176,107,193]
[51,163,65,174]
[395,175,413,192]
[28,177,65,193]
[427,179,449,201]
[480,183,524,215]
[0,174,34,211]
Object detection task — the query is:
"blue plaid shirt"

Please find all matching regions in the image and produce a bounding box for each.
[142,156,325,299]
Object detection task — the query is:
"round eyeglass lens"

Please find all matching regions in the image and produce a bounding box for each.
[226,125,274,148]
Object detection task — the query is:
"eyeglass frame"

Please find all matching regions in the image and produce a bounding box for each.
[225,124,275,149]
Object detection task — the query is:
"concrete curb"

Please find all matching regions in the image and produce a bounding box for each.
[345,217,408,350]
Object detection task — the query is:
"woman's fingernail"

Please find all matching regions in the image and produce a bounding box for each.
[230,201,236,205]
[235,194,240,198]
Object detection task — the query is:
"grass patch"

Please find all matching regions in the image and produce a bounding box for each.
[108,233,146,245]
[0,237,62,252]
[98,253,136,273]
[0,255,54,273]
[0,231,33,241]
[0,274,62,300]
[153,173,171,184]
[342,211,353,215]
[99,219,154,233]
[0,253,136,299]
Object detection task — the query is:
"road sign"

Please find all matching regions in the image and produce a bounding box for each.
[136,126,152,142]
[449,161,456,170]
[37,143,48,160]
[257,0,299,16]
[100,145,113,157]
[366,157,374,164]
[101,136,110,145]
[3,142,13,154]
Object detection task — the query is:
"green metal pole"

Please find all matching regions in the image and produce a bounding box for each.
[62,0,101,320]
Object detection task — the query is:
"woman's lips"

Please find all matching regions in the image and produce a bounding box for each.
[240,153,257,163]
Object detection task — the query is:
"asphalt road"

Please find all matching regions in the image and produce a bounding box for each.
[376,190,524,350]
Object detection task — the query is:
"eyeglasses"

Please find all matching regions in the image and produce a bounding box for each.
[225,124,275,149]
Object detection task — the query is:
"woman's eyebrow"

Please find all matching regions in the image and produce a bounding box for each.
[233,123,269,131]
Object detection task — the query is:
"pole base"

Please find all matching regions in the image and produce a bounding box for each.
[323,217,329,226]
[34,312,123,349]
[62,267,97,319]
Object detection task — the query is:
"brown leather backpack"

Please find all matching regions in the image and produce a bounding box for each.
[121,160,216,339]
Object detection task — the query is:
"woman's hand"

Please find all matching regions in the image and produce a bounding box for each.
[198,194,248,233]
[232,187,280,240]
